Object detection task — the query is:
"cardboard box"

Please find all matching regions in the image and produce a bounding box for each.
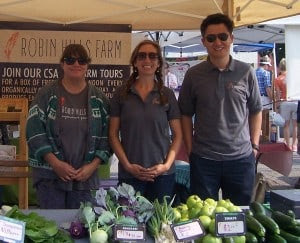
[270,189,300,218]
[0,145,16,172]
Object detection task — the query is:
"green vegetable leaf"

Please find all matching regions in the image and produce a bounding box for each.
[82,205,96,225]
[116,216,138,226]
[95,188,108,209]
[97,211,115,226]
[117,183,136,201]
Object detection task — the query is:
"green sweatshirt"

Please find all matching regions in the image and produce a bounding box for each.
[26,80,111,170]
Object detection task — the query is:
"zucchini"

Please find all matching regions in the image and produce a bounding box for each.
[245,231,258,243]
[280,229,300,243]
[246,214,266,237]
[250,201,266,215]
[254,213,280,235]
[285,226,300,237]
[271,211,296,229]
[266,233,287,243]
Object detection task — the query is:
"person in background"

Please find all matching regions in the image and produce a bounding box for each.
[295,101,300,189]
[164,62,178,90]
[109,40,182,202]
[178,13,262,205]
[26,44,111,209]
[275,58,298,152]
[256,55,272,110]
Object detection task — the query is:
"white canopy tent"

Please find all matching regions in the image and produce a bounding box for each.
[0,0,299,30]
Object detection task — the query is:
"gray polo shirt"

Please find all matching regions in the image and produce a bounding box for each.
[110,84,181,179]
[178,57,262,161]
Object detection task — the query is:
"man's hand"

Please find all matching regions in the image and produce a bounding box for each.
[73,158,100,182]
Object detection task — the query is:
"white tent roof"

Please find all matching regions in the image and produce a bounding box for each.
[0,0,299,30]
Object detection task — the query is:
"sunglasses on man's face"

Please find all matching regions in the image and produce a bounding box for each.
[205,33,229,43]
[136,52,159,61]
[63,57,88,65]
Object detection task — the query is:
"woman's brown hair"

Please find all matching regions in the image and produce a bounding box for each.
[122,40,167,105]
[60,44,91,64]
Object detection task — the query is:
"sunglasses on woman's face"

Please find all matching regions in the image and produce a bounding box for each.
[205,33,229,43]
[63,57,88,65]
[136,52,159,61]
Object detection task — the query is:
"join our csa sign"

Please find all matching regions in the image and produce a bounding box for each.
[0,22,131,101]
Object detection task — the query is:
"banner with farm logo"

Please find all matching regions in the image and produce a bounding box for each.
[0,22,131,101]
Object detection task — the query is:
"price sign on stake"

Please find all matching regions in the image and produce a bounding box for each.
[171,219,205,242]
[0,215,26,243]
[215,212,246,237]
[114,224,145,242]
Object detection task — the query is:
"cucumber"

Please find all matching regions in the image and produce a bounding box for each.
[285,226,300,237]
[271,211,297,229]
[286,210,296,219]
[245,231,258,243]
[255,235,266,243]
[266,233,287,243]
[246,214,266,237]
[280,229,300,243]
[254,213,280,235]
[250,201,266,215]
[245,209,254,217]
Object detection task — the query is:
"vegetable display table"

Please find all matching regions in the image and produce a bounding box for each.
[23,209,155,243]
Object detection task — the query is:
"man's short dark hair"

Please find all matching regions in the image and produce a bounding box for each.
[200,13,234,36]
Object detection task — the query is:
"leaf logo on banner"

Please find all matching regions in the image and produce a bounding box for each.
[4,32,19,60]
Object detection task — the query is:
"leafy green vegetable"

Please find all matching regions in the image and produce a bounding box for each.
[79,183,154,241]
[4,206,73,243]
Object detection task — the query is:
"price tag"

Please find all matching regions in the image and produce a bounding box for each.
[114,224,145,242]
[215,212,245,237]
[171,219,205,241]
[0,215,26,243]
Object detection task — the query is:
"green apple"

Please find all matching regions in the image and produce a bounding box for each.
[225,199,234,207]
[186,195,202,209]
[199,215,212,230]
[227,205,242,212]
[217,199,230,209]
[200,204,215,217]
[202,233,222,243]
[232,236,246,243]
[179,216,189,222]
[176,204,189,219]
[204,198,217,207]
[212,206,229,218]
[223,237,234,243]
[208,218,216,235]
[214,206,229,213]
[188,204,202,219]
[173,208,181,223]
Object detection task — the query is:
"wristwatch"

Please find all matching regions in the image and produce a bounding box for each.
[252,143,260,152]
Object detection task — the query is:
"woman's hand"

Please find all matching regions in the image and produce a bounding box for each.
[127,164,155,182]
[147,163,169,178]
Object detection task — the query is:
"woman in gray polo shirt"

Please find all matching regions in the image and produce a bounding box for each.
[109,40,182,202]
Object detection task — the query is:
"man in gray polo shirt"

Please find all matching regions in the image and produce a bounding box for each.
[178,13,262,205]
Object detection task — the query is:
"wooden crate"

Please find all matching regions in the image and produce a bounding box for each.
[0,98,28,112]
[0,98,29,209]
